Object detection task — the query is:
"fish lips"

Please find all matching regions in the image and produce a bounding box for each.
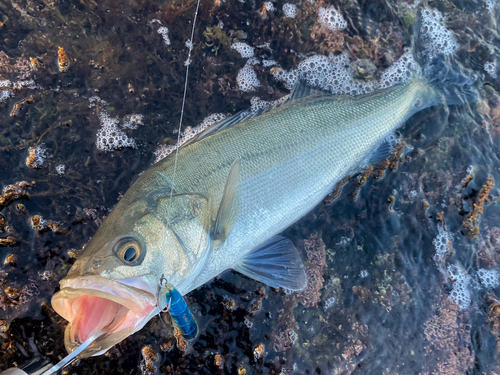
[51,275,158,357]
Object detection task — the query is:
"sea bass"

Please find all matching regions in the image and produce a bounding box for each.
[51,75,466,357]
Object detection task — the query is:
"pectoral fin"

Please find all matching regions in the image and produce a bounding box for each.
[233,236,307,291]
[213,159,241,241]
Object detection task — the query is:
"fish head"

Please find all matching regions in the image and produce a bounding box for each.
[52,185,211,357]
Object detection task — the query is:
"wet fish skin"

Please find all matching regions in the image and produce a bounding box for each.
[52,77,436,356]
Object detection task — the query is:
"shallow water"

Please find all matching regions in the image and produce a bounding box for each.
[0,0,499,374]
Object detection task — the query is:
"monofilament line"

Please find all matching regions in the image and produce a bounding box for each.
[167,0,202,220]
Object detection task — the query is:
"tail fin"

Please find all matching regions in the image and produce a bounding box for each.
[426,55,481,105]
[412,7,482,106]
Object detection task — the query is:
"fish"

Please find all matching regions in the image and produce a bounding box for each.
[51,58,478,357]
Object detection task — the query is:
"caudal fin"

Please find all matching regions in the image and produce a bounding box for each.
[412,7,482,106]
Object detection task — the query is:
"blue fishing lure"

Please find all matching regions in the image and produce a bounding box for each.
[164,284,198,340]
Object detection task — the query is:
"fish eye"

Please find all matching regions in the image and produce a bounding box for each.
[123,246,138,262]
[113,237,145,265]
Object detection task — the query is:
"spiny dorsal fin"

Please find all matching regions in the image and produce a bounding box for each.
[213,159,241,241]
[183,110,254,146]
[184,79,331,146]
[289,77,333,101]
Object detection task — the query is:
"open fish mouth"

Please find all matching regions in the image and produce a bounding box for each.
[51,276,157,357]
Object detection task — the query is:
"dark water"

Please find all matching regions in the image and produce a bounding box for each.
[0,0,499,373]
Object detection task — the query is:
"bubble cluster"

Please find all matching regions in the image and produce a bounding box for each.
[262,59,277,67]
[476,269,500,289]
[231,42,255,58]
[263,1,275,12]
[0,79,37,103]
[55,164,65,175]
[90,97,137,152]
[483,0,496,12]
[237,63,261,92]
[154,113,227,163]
[272,53,376,95]
[323,297,336,311]
[122,114,144,129]
[432,225,452,265]
[298,53,376,95]
[380,50,422,89]
[317,6,347,31]
[484,61,497,78]
[26,145,47,169]
[250,95,288,113]
[157,26,171,46]
[447,265,471,310]
[282,3,298,18]
[420,8,459,59]
[272,49,425,96]
[271,68,298,90]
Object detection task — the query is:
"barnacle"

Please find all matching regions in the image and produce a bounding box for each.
[462,176,495,237]
[0,236,18,247]
[253,343,264,360]
[4,254,16,266]
[57,46,69,72]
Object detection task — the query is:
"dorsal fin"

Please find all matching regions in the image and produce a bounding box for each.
[183,78,331,147]
[289,77,333,101]
[182,110,254,146]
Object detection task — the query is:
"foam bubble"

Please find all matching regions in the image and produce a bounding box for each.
[263,1,275,11]
[380,50,422,89]
[154,113,227,163]
[237,63,261,92]
[157,26,171,46]
[56,164,65,175]
[90,97,137,152]
[283,3,298,18]
[420,8,459,59]
[122,114,144,129]
[447,264,471,310]
[250,95,288,113]
[317,6,347,31]
[231,42,255,58]
[476,269,500,289]
[432,225,452,269]
[484,61,497,78]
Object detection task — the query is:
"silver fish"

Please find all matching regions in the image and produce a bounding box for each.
[51,75,465,357]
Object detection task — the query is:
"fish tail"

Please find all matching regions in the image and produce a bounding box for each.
[411,8,482,106]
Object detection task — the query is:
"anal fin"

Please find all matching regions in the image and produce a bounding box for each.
[233,236,307,291]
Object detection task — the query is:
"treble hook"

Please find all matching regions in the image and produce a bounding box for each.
[157,274,171,313]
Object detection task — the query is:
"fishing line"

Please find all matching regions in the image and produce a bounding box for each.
[167,0,202,214]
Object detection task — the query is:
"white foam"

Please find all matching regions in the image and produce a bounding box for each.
[380,50,422,89]
[317,6,347,31]
[154,113,227,163]
[56,164,65,175]
[237,63,261,92]
[484,61,497,78]
[90,97,137,152]
[158,26,171,46]
[283,3,298,18]
[231,42,255,58]
[122,114,144,129]
[476,269,500,289]
[447,265,471,310]
[420,8,459,59]
[263,1,275,11]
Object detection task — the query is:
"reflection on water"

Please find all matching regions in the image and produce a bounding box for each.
[0,0,499,373]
